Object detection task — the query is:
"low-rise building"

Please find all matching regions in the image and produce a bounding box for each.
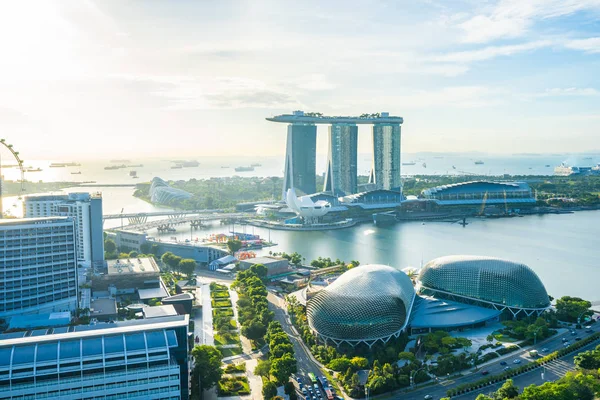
[90,298,118,322]
[239,256,290,276]
[143,305,179,319]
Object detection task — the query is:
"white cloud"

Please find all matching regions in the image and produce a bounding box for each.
[459,0,600,43]
[433,40,553,63]
[565,37,600,53]
[540,87,600,96]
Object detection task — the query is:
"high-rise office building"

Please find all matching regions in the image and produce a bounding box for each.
[282,122,317,197]
[324,123,358,195]
[0,217,78,319]
[369,122,402,191]
[24,192,104,267]
[0,315,190,400]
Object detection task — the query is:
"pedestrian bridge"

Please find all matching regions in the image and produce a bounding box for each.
[102,209,224,225]
[107,212,255,231]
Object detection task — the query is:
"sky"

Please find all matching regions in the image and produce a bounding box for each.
[0,0,599,160]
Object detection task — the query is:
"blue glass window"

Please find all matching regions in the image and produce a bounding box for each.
[165,330,178,347]
[59,340,81,360]
[12,346,35,365]
[36,343,58,362]
[145,331,166,349]
[125,333,145,351]
[82,338,103,357]
[103,335,124,354]
[0,348,12,366]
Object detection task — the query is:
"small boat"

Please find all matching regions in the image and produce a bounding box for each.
[402,161,416,166]
[422,162,427,168]
[221,166,230,168]
[545,165,550,167]
[474,160,484,165]
[171,165,183,169]
[71,171,81,175]
[235,166,254,172]
[25,167,42,172]
[250,163,262,167]
[129,171,138,178]
[452,165,456,169]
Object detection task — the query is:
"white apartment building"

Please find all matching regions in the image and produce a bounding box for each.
[0,217,78,318]
[24,193,104,267]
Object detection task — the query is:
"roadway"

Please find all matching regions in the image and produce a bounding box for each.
[268,292,330,399]
[399,324,600,400]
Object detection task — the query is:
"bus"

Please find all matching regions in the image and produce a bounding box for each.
[308,373,317,384]
[324,388,334,400]
[529,350,539,358]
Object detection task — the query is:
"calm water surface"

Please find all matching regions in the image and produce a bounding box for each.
[4,188,599,302]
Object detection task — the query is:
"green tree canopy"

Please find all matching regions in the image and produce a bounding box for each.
[104,238,117,253]
[178,258,197,277]
[262,380,277,400]
[556,296,592,322]
[227,239,243,255]
[250,263,268,279]
[191,345,223,392]
[270,353,297,385]
[241,320,267,342]
[254,360,271,377]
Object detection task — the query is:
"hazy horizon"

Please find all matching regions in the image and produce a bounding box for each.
[1,1,599,160]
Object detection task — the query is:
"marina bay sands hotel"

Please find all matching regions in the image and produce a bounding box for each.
[266,110,404,198]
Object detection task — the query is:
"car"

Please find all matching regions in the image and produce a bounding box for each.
[314,384,319,391]
[562,338,568,342]
[297,377,302,383]
[575,337,581,341]
[513,359,522,364]
[299,383,304,389]
[500,361,507,366]
[585,326,592,329]
[504,366,511,371]
[302,388,308,395]
[571,331,577,335]
[564,342,570,347]
[481,370,489,376]
[424,395,434,400]
[541,348,549,352]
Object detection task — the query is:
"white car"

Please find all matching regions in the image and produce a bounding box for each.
[513,359,521,364]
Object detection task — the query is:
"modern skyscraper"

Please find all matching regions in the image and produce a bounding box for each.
[324,123,358,195]
[369,121,402,191]
[0,217,78,319]
[267,111,403,196]
[282,122,317,197]
[24,192,105,267]
[0,315,190,400]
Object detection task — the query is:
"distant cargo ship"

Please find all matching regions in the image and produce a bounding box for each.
[129,171,138,178]
[50,162,81,168]
[250,163,262,167]
[182,161,200,167]
[474,160,484,165]
[25,167,42,172]
[171,165,183,169]
[402,161,416,165]
[235,166,254,172]
[104,164,126,170]
[71,171,81,175]
[552,162,600,176]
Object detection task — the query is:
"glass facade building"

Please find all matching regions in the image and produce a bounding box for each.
[0,217,78,318]
[369,123,402,191]
[282,123,317,197]
[418,255,550,316]
[0,315,189,400]
[324,124,358,195]
[307,265,416,347]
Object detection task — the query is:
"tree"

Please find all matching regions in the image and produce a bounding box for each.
[241,320,267,341]
[191,345,223,394]
[270,353,297,385]
[254,360,271,377]
[148,298,162,306]
[227,239,243,255]
[104,238,117,254]
[161,252,182,270]
[486,334,495,344]
[128,250,139,258]
[574,350,600,370]
[556,296,592,322]
[262,380,277,400]
[271,343,294,359]
[179,258,197,277]
[328,357,352,372]
[250,263,268,279]
[398,352,416,364]
[495,379,519,399]
[284,381,298,400]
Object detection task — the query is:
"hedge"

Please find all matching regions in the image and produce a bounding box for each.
[446,332,600,397]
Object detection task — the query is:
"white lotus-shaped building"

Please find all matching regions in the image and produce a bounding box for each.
[285,188,331,220]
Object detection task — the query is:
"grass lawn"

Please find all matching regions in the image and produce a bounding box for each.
[210,282,229,291]
[211,290,230,299]
[212,299,233,308]
[217,376,250,397]
[217,346,243,357]
[214,333,241,346]
[213,308,234,318]
[493,332,518,343]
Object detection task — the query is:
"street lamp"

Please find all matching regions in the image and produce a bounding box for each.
[410,366,428,389]
[577,309,590,326]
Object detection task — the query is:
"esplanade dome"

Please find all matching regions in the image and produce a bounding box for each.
[418,255,550,310]
[306,265,415,346]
